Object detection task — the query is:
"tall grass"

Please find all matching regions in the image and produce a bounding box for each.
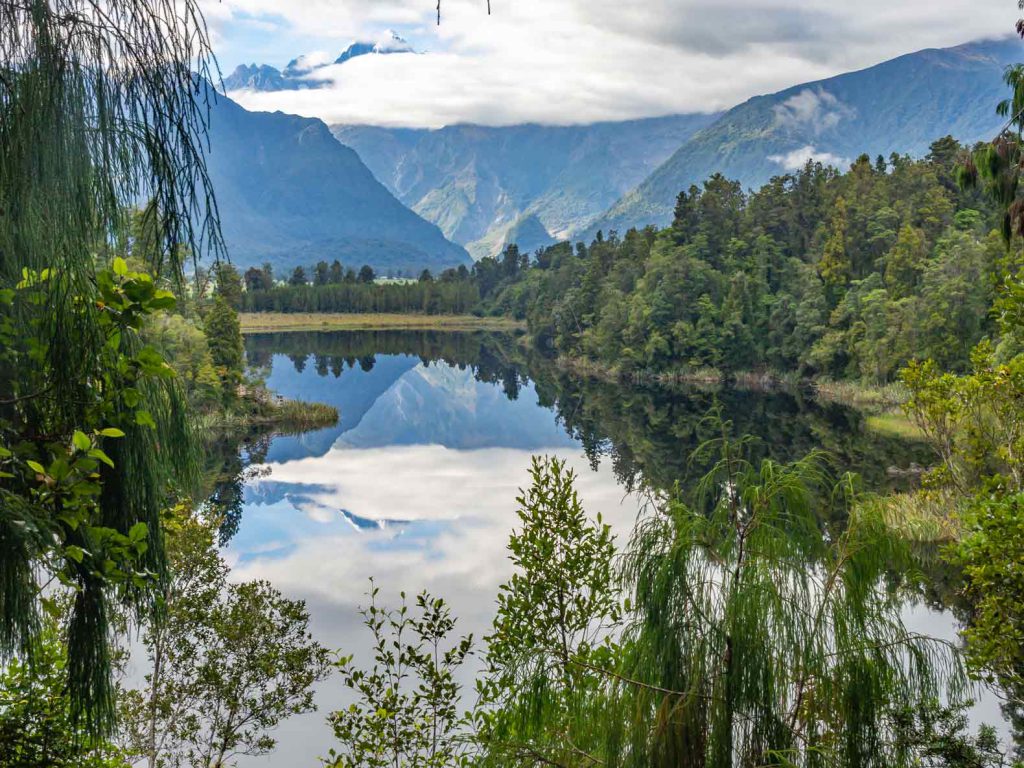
[813,379,910,410]
[864,490,963,543]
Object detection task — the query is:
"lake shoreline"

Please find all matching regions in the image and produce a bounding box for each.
[550,353,925,440]
[239,312,526,333]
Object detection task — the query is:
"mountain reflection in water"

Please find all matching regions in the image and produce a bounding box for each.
[213,330,980,767]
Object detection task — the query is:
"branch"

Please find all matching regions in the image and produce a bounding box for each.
[0,383,54,405]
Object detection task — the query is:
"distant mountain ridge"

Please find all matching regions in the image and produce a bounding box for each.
[584,36,1023,238]
[211,35,1020,273]
[222,31,414,93]
[205,93,470,274]
[331,114,719,258]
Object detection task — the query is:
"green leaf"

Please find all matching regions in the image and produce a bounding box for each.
[98,427,125,438]
[136,346,174,378]
[149,289,177,311]
[72,430,91,451]
[128,522,148,542]
[88,448,115,468]
[65,545,85,563]
[135,410,157,429]
[112,256,128,276]
[26,460,46,475]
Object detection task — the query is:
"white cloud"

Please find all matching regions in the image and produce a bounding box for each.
[768,144,849,171]
[773,88,855,133]
[202,0,1017,128]
[222,443,645,763]
[283,50,334,75]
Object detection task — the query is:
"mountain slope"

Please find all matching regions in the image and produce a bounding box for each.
[206,94,471,274]
[331,113,718,258]
[585,37,1022,237]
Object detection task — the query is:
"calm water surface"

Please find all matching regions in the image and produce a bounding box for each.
[217,330,999,765]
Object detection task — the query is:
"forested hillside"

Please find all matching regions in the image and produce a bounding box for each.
[585,37,1020,238]
[250,136,1007,385]
[497,139,1006,382]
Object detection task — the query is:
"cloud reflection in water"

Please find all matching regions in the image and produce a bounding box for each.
[224,357,643,766]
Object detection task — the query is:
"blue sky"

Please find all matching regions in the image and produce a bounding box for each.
[202,0,1019,128]
[213,10,423,71]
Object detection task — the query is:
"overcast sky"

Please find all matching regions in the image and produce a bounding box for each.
[202,0,1019,128]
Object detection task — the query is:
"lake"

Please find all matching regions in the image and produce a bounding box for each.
[215,329,1000,765]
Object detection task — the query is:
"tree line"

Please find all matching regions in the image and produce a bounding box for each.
[244,139,1011,386]
[479,138,1007,383]
[240,258,483,315]
[238,249,516,315]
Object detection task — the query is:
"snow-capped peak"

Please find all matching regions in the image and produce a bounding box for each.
[372,30,413,54]
[335,31,415,64]
[283,51,334,78]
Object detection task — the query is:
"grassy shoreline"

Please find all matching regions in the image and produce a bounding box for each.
[552,355,925,439]
[239,312,525,333]
[198,393,339,434]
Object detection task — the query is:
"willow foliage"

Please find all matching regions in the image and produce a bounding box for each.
[0,0,221,733]
[616,433,965,768]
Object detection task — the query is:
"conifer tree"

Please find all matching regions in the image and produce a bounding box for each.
[819,196,851,298]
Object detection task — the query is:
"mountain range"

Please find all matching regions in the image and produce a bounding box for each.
[204,93,470,274]
[222,31,414,93]
[207,35,1022,274]
[584,37,1021,238]
[332,115,719,258]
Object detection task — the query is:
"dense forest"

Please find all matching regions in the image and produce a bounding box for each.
[240,260,482,315]
[495,141,1007,382]
[248,137,1010,385]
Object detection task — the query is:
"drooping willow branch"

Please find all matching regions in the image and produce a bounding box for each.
[0,0,221,735]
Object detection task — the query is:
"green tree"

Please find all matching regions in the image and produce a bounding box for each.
[314,261,331,286]
[212,263,243,310]
[885,223,927,298]
[290,266,308,286]
[145,314,222,411]
[889,698,1012,768]
[960,63,1024,243]
[203,297,244,398]
[902,345,1024,493]
[0,0,218,730]
[242,266,269,293]
[479,456,620,766]
[0,624,128,767]
[326,585,474,768]
[616,435,962,768]
[954,494,1024,696]
[358,265,377,284]
[121,508,331,768]
[819,196,851,296]
[329,260,345,284]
